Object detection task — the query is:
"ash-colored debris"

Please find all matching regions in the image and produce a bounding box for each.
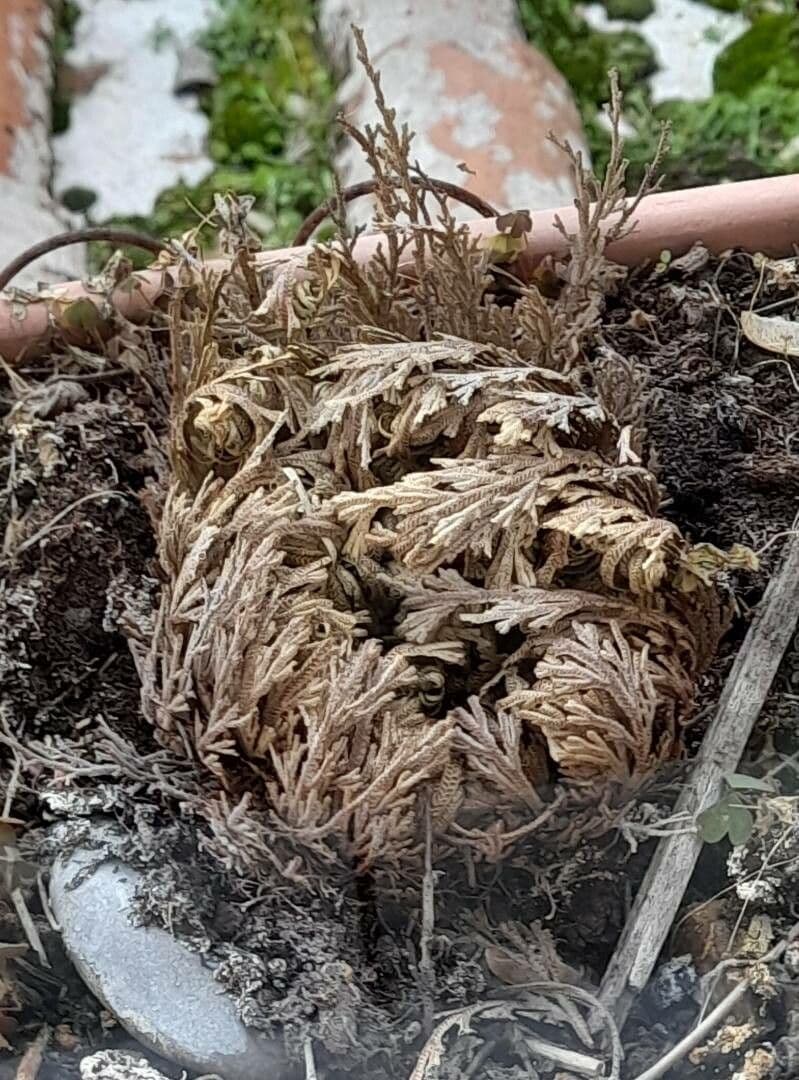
[437,951,486,1004]
[207,891,404,1064]
[776,1010,799,1074]
[782,941,799,979]
[41,785,126,819]
[42,816,416,1070]
[0,581,42,680]
[130,861,215,939]
[0,388,158,739]
[730,1045,778,1080]
[649,954,698,1009]
[7,378,90,427]
[41,809,185,877]
[728,797,799,907]
[103,570,158,641]
[79,1050,171,1080]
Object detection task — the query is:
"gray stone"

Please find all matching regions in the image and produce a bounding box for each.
[50,837,292,1080]
[173,45,218,95]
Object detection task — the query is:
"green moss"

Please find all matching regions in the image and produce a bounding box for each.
[517,0,655,108]
[517,0,607,108]
[605,30,657,84]
[700,0,745,10]
[51,0,80,136]
[520,0,799,195]
[596,79,799,190]
[604,0,654,22]
[60,186,97,213]
[714,12,799,93]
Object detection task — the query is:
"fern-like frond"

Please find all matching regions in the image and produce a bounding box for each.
[502,621,694,781]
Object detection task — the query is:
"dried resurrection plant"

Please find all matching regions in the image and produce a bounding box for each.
[132,36,749,871]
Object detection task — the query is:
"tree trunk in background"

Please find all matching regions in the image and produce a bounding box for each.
[0,0,84,290]
[319,0,588,227]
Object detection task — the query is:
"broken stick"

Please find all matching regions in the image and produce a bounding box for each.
[599,529,799,1027]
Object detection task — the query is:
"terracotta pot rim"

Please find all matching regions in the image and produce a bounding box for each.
[1,172,798,362]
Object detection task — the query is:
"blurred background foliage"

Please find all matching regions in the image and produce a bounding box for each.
[518,0,799,189]
[55,0,799,259]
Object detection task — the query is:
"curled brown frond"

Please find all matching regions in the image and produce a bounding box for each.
[126,32,741,879]
[502,621,694,782]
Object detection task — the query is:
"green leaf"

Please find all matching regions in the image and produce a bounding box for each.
[479,233,526,263]
[724,772,774,793]
[60,298,103,332]
[726,805,754,847]
[698,801,731,844]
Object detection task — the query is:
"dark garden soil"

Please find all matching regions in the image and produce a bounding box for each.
[2,248,799,1080]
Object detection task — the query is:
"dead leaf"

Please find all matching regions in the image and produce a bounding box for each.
[484,945,533,985]
[741,310,799,357]
[53,1023,80,1052]
[57,298,104,334]
[753,253,799,290]
[0,821,19,845]
[670,242,710,275]
[739,914,773,959]
[626,308,656,330]
[689,1021,758,1063]
[674,542,759,592]
[479,232,526,262]
[37,433,64,477]
[495,209,532,238]
[479,215,532,262]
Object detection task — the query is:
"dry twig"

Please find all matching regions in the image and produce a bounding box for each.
[600,529,799,1026]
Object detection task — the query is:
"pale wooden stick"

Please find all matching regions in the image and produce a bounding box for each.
[14,1025,48,1080]
[599,530,799,1027]
[420,797,436,1036]
[303,1038,318,1080]
[524,1036,606,1078]
[11,886,49,968]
